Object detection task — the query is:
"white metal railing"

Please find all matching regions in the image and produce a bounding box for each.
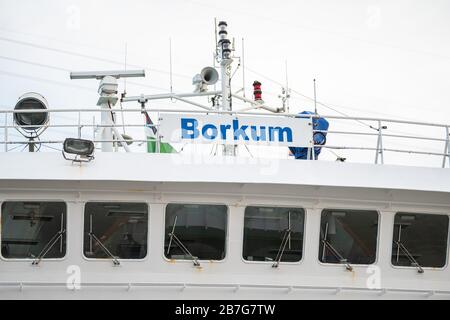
[0,107,449,168]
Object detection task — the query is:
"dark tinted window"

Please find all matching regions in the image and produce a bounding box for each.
[392,213,449,268]
[1,202,66,259]
[84,202,148,260]
[319,209,379,265]
[165,204,227,261]
[243,206,305,262]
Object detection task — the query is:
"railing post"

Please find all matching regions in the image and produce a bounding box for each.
[4,113,8,152]
[312,115,317,161]
[375,121,384,165]
[443,126,450,169]
[308,115,314,160]
[78,112,82,139]
[156,114,161,154]
[92,116,96,149]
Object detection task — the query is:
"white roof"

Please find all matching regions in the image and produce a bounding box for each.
[0,153,449,194]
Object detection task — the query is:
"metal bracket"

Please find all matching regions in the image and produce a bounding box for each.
[62,151,95,164]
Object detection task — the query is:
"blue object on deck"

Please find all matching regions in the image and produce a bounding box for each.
[289,111,329,160]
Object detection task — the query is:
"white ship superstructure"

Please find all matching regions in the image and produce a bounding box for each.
[0,21,449,300]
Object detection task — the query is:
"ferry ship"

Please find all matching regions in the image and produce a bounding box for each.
[0,21,449,300]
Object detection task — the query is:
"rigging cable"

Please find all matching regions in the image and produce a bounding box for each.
[244,66,378,131]
[0,56,169,92]
[0,36,192,80]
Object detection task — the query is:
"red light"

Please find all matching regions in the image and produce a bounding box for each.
[253,81,262,101]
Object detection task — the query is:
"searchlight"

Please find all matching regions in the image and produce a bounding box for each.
[14,92,50,152]
[62,138,95,163]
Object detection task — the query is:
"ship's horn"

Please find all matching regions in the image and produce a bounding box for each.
[200,67,219,85]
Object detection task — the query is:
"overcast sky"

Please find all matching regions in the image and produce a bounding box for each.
[0,0,449,166]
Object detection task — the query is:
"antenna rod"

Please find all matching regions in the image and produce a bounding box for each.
[242,38,246,98]
[169,37,173,94]
[124,43,128,94]
[285,60,290,113]
[314,78,318,115]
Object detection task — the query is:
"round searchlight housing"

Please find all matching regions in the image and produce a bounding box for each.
[14,92,49,132]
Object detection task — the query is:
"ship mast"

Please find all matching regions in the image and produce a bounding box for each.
[217,21,236,156]
[120,20,286,156]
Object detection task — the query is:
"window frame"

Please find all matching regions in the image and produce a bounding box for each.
[241,204,307,266]
[81,201,150,262]
[317,208,381,268]
[0,199,69,262]
[389,211,450,271]
[162,202,229,264]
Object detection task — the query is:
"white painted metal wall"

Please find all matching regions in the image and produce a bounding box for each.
[0,178,449,300]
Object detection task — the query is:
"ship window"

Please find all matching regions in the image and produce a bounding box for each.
[83,202,148,260]
[243,206,305,263]
[164,203,227,261]
[319,209,379,265]
[1,201,67,259]
[392,213,449,268]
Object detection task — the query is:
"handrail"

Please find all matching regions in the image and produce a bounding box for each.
[1,107,449,168]
[0,107,449,128]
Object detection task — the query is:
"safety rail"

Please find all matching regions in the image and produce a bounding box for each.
[0,107,449,168]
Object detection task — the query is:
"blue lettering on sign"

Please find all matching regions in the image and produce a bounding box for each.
[220,124,231,140]
[233,119,249,141]
[269,126,293,142]
[251,126,266,142]
[181,118,199,139]
[202,124,218,140]
[180,118,293,143]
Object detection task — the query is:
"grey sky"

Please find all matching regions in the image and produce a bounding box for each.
[0,0,449,165]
